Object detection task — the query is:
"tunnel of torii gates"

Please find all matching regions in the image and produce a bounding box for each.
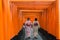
[0,0,60,40]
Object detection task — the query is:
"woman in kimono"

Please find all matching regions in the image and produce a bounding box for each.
[33,18,40,39]
[25,18,33,39]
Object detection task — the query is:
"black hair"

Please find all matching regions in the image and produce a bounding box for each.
[27,18,30,20]
[35,18,37,21]
[23,23,25,25]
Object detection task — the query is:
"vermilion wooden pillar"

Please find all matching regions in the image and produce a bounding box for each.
[55,0,59,39]
[3,0,14,40]
[0,0,4,40]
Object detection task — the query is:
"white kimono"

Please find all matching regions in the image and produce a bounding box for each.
[25,20,32,38]
[33,21,40,37]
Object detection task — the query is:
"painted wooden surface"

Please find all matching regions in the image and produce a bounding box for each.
[0,0,4,40]
[0,0,59,40]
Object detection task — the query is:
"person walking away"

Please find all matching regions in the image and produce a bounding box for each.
[25,18,33,39]
[33,18,40,39]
